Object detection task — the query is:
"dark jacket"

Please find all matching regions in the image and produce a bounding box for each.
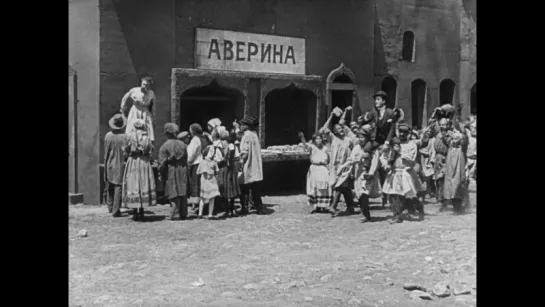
[104,131,126,185]
[366,107,396,145]
[158,139,189,200]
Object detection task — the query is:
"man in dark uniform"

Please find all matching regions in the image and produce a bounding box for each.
[363,91,397,207]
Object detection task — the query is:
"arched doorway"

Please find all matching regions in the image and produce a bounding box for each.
[411,79,427,129]
[381,76,397,109]
[179,80,244,131]
[470,83,477,114]
[326,63,358,126]
[265,85,317,147]
[440,79,456,105]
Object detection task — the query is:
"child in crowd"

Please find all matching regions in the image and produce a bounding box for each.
[196,145,220,219]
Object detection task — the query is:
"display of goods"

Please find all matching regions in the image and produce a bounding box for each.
[266,144,307,152]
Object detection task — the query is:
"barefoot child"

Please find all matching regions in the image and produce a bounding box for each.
[196,145,220,219]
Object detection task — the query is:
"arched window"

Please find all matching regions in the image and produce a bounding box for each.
[411,79,427,128]
[402,31,416,62]
[439,79,456,105]
[470,83,477,115]
[381,76,397,109]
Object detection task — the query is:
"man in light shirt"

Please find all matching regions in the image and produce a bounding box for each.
[239,115,264,215]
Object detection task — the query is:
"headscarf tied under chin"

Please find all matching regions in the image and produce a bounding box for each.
[208,118,222,129]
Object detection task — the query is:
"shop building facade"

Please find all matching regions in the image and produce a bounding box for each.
[69,0,476,204]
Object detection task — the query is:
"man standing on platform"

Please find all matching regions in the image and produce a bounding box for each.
[363,91,397,207]
[239,115,264,215]
[104,114,127,217]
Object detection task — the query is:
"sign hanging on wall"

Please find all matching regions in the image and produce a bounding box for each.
[194,28,306,75]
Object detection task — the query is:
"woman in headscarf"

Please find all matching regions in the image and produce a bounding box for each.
[122,119,156,220]
[120,76,156,143]
[298,131,332,214]
[158,123,189,220]
[206,118,222,143]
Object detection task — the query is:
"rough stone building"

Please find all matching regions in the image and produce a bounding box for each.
[374,0,477,127]
[69,0,476,204]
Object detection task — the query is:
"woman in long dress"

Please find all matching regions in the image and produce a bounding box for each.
[298,132,332,214]
[122,119,156,221]
[120,76,156,142]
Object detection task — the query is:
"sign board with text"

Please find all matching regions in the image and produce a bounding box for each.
[194,28,306,75]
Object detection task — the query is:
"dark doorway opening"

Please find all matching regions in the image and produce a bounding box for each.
[381,76,397,109]
[330,74,355,125]
[440,79,456,105]
[411,79,427,128]
[179,80,244,132]
[470,83,477,115]
[265,85,317,147]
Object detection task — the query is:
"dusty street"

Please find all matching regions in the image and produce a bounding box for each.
[69,182,476,307]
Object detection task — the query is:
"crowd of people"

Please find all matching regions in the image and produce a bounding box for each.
[300,90,477,223]
[103,77,477,224]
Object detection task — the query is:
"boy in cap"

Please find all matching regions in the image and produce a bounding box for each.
[104,114,127,217]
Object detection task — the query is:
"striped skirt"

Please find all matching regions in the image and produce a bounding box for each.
[306,164,332,208]
[220,166,241,199]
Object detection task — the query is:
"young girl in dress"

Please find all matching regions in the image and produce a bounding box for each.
[298,131,332,214]
[196,146,220,219]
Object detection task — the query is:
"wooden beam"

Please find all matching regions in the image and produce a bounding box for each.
[179,96,233,101]
[328,83,357,91]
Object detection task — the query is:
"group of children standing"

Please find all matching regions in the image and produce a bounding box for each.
[299,90,476,224]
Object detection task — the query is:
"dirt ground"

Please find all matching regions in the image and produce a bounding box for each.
[69,181,476,307]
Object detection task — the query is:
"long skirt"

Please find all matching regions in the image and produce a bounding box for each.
[382,169,424,199]
[189,164,201,198]
[221,166,241,199]
[306,164,332,208]
[444,148,466,200]
[122,156,156,208]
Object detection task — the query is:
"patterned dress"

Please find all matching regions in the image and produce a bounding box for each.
[305,144,332,209]
[382,140,424,199]
[122,87,155,142]
[122,130,156,208]
[221,143,242,199]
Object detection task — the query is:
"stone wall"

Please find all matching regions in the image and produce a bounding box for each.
[374,0,475,124]
[69,0,100,205]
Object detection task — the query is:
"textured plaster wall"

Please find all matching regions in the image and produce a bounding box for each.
[69,0,100,205]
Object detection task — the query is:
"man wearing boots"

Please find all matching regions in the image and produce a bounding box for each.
[104,114,127,217]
